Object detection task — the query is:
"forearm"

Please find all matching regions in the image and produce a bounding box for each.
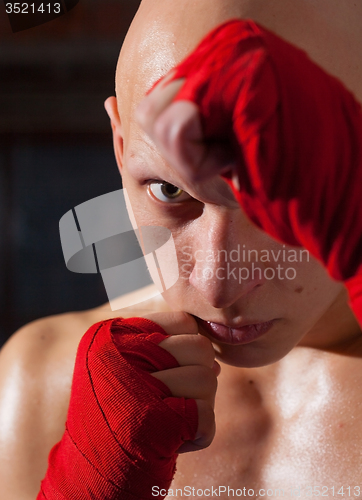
[168,19,362,323]
[38,318,198,500]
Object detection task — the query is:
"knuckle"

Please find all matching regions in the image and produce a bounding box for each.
[193,365,218,394]
[154,103,188,149]
[144,310,196,333]
[195,399,216,447]
[154,112,171,142]
[135,99,155,128]
[194,335,215,366]
[172,311,198,332]
[197,399,215,428]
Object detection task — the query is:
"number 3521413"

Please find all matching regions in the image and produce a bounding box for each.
[5,3,61,14]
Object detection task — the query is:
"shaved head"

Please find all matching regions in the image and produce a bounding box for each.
[116,0,362,144]
[115,0,241,141]
[103,0,362,367]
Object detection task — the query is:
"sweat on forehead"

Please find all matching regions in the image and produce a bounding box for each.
[115,0,249,138]
[115,0,362,144]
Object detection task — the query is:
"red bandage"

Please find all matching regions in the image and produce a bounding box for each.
[37,317,198,499]
[168,19,362,325]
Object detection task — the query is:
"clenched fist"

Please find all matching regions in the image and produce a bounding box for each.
[38,311,219,500]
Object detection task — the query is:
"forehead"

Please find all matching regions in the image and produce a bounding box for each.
[115,18,176,141]
[115,0,248,137]
[116,0,362,127]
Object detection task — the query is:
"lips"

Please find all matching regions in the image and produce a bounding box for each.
[197,318,275,345]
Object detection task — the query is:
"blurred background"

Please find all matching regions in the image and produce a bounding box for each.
[0,0,142,346]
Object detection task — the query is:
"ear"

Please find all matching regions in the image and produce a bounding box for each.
[104,96,124,173]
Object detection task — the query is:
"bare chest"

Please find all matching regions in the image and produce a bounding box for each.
[166,363,362,499]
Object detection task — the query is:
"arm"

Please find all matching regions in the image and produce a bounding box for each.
[0,318,77,499]
[0,288,182,499]
[136,19,362,325]
[37,314,216,499]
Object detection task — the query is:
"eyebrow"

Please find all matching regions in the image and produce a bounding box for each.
[127,138,185,187]
[127,136,239,207]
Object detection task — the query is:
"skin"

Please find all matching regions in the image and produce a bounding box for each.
[0,0,362,498]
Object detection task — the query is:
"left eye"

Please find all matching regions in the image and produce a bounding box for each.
[147,182,191,203]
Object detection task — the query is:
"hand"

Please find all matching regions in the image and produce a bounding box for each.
[141,311,219,453]
[135,73,237,185]
[38,312,219,499]
[135,19,362,302]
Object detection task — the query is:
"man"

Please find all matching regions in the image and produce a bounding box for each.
[1,0,362,498]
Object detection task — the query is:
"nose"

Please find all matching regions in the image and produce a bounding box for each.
[186,209,265,308]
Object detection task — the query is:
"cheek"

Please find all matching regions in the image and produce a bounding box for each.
[260,239,340,303]
[122,181,196,299]
[279,256,344,325]
[154,229,200,309]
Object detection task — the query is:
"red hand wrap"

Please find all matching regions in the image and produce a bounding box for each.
[166,19,362,324]
[37,317,198,500]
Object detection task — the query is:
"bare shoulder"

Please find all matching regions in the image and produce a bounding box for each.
[0,283,172,417]
[0,283,172,361]
[0,284,172,499]
[0,308,95,497]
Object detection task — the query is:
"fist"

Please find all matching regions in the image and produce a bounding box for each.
[140,311,219,453]
[135,74,237,186]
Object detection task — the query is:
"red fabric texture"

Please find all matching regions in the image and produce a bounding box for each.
[37,317,198,500]
[166,19,362,325]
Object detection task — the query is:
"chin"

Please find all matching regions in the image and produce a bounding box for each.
[213,342,295,368]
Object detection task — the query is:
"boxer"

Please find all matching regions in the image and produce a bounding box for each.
[1,0,362,498]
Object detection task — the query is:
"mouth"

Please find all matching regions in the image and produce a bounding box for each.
[196,317,275,345]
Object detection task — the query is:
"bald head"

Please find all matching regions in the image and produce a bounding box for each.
[115,0,240,140]
[115,0,362,143]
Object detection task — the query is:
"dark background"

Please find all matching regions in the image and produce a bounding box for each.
[0,0,141,346]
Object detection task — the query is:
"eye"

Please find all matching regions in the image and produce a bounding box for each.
[147,181,191,203]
